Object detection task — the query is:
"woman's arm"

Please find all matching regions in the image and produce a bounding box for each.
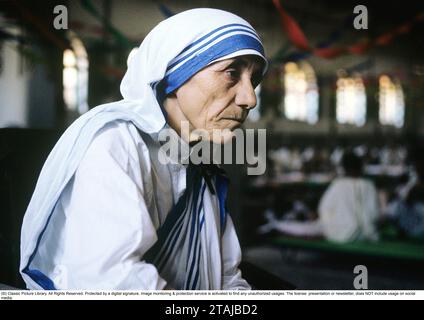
[55,122,167,290]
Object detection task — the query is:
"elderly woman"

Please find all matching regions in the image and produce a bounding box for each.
[20,8,267,290]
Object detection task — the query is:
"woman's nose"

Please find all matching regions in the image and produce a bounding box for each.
[235,77,257,109]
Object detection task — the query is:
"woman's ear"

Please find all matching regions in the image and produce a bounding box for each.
[163,92,179,113]
[163,92,192,142]
[163,92,178,111]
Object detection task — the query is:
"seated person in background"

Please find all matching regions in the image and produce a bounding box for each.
[318,151,380,242]
[258,152,380,243]
[388,146,424,239]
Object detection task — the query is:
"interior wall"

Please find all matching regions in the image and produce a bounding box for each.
[0,33,29,128]
[0,30,60,129]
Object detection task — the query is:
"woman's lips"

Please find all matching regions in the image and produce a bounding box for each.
[221,117,244,129]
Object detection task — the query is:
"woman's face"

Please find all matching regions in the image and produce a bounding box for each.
[164,55,264,144]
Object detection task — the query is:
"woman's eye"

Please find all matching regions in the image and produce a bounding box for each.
[225,69,240,80]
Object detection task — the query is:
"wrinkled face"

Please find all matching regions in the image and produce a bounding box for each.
[164,55,264,143]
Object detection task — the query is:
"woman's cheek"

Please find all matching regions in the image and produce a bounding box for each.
[209,97,232,118]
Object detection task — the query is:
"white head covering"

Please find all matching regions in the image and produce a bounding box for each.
[20,8,267,289]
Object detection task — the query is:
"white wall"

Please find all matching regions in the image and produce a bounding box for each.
[0,39,30,128]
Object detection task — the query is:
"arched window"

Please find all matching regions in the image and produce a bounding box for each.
[336,75,366,126]
[282,61,318,124]
[379,75,404,128]
[63,33,88,114]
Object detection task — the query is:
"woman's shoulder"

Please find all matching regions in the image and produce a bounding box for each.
[92,121,145,147]
[80,120,153,170]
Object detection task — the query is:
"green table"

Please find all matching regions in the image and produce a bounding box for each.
[273,236,424,261]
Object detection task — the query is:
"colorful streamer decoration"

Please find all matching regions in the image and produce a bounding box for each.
[272,0,424,60]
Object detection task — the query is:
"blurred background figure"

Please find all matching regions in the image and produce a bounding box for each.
[385,145,424,239]
[258,151,380,242]
[318,151,380,242]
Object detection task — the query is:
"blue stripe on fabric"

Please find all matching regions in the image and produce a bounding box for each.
[167,23,257,70]
[158,174,193,237]
[154,191,193,266]
[186,216,201,289]
[159,34,264,97]
[21,268,56,290]
[199,215,205,229]
[144,166,200,267]
[198,183,207,230]
[191,184,208,289]
[144,193,189,265]
[191,241,202,289]
[185,182,206,289]
[185,179,203,284]
[188,181,206,246]
[193,182,206,237]
[157,220,185,272]
[22,201,59,290]
[215,174,229,231]
[167,28,260,71]
[156,208,187,268]
[186,223,198,288]
[146,164,207,289]
[188,188,199,249]
[151,178,202,268]
[144,164,227,290]
[156,204,187,260]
